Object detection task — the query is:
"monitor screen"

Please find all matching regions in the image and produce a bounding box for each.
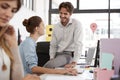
[94,40,100,67]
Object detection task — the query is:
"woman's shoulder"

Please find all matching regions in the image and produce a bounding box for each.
[19,37,35,47]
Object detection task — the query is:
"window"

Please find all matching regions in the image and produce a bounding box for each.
[110,13,120,38]
[51,0,77,9]
[49,0,120,56]
[111,0,120,9]
[22,0,34,10]
[79,0,108,9]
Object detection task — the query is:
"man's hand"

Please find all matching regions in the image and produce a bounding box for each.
[65,68,78,76]
[64,62,77,68]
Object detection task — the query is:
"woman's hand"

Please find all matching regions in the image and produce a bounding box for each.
[4,25,18,48]
[22,74,40,80]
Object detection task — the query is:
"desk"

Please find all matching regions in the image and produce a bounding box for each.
[40,67,94,80]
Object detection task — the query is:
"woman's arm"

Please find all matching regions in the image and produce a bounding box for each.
[10,47,24,80]
[31,66,77,76]
[22,74,40,80]
[4,26,24,80]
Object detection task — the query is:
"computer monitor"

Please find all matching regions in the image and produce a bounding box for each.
[94,40,100,67]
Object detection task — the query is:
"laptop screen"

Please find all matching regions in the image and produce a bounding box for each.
[85,47,96,66]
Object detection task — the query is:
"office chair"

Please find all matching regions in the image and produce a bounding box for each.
[36,42,50,67]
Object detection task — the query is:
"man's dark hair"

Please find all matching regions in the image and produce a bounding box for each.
[59,2,74,14]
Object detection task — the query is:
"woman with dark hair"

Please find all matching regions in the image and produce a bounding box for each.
[19,16,77,76]
[0,0,23,80]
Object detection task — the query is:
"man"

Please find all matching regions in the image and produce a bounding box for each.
[44,2,83,68]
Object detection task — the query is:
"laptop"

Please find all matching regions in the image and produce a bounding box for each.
[77,47,96,66]
[76,47,96,74]
[85,47,96,65]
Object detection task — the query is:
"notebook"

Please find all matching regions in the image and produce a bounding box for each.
[100,52,114,70]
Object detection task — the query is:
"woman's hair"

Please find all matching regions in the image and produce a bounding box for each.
[23,16,42,34]
[3,0,22,12]
[59,2,74,14]
[16,0,22,12]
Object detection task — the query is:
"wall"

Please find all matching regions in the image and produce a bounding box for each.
[10,0,49,42]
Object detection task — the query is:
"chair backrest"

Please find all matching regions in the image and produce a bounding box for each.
[36,42,50,54]
[36,41,50,66]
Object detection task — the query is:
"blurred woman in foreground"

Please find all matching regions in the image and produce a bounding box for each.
[0,0,40,80]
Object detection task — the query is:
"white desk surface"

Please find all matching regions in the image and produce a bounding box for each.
[40,67,94,80]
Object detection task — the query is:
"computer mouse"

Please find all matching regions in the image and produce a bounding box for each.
[89,70,93,73]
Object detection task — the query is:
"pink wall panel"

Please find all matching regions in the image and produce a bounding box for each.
[100,39,120,75]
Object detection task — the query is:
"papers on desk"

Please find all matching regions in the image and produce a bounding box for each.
[40,69,94,80]
[74,65,85,74]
